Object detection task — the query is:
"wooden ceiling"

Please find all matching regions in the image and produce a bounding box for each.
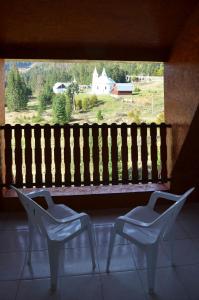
[0,0,198,61]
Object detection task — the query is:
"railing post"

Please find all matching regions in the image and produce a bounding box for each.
[4,124,13,187]
[83,123,90,185]
[64,124,71,186]
[140,123,148,183]
[150,123,158,182]
[73,124,81,186]
[121,123,128,184]
[92,123,100,185]
[110,123,118,184]
[160,123,168,182]
[131,123,138,183]
[101,123,109,185]
[14,124,23,187]
[44,124,52,187]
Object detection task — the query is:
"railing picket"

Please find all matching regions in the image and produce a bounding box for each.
[64,124,71,186]
[0,123,171,187]
[83,124,90,185]
[54,124,62,186]
[150,123,158,182]
[140,123,148,183]
[44,124,52,187]
[160,123,168,182]
[110,123,118,184]
[24,124,33,187]
[101,123,109,185]
[34,124,42,187]
[14,124,23,187]
[92,124,100,185]
[73,124,81,186]
[131,123,138,183]
[4,124,13,186]
[121,123,128,184]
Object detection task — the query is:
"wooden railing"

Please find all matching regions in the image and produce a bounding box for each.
[0,123,171,188]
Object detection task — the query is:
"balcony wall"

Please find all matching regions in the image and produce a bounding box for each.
[164,4,199,194]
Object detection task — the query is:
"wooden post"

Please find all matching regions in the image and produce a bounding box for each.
[0,59,5,187]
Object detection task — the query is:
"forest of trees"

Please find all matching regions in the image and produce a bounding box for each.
[8,61,163,95]
[5,61,163,123]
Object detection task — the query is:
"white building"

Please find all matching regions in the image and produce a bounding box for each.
[53,82,70,94]
[91,68,115,95]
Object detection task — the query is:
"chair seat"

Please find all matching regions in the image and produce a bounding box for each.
[123,206,161,245]
[47,204,76,219]
[125,206,160,222]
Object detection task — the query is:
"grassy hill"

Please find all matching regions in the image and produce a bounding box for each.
[5,77,164,125]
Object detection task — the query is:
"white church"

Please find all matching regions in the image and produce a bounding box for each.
[91,67,115,95]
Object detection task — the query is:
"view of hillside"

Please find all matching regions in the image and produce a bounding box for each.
[5,61,164,125]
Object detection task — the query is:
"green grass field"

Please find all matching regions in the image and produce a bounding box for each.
[5,77,164,125]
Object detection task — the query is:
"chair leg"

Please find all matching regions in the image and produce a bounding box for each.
[48,241,61,291]
[146,244,158,293]
[87,224,96,269]
[106,227,116,272]
[27,221,33,265]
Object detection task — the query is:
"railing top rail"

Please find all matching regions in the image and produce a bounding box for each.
[0,122,172,129]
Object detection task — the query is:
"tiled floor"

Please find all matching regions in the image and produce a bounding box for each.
[1,204,199,300]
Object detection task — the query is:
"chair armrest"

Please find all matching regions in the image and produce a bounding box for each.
[26,189,54,208]
[53,212,89,224]
[117,216,151,228]
[147,191,181,209]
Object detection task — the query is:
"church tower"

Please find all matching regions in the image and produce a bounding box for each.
[92,67,98,94]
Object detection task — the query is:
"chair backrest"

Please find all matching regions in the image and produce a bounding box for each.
[151,187,194,239]
[11,186,55,236]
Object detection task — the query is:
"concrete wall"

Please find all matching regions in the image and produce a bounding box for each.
[164,5,199,193]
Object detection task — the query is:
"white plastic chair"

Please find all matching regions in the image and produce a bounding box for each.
[11,186,96,291]
[106,187,195,293]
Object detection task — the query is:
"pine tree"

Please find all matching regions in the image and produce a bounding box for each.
[52,94,71,124]
[65,94,72,123]
[6,64,29,111]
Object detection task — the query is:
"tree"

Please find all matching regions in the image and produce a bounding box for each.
[52,94,67,124]
[96,110,103,122]
[38,82,53,112]
[6,64,30,111]
[66,82,79,109]
[52,94,72,124]
[109,65,127,83]
[65,94,72,122]
[82,97,89,112]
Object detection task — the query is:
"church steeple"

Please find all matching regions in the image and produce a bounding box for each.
[101,67,107,77]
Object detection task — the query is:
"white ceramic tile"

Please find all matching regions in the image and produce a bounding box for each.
[139,267,189,300]
[0,252,26,280]
[30,232,48,251]
[0,280,19,300]
[16,278,61,300]
[163,221,189,240]
[97,245,136,273]
[59,247,99,276]
[94,225,128,247]
[163,239,199,266]
[179,218,199,238]
[131,242,171,270]
[176,264,199,300]
[101,271,146,300]
[65,230,92,249]
[22,250,50,279]
[0,230,28,252]
[60,274,103,300]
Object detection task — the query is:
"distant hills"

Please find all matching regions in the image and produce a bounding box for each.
[5,61,33,71]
